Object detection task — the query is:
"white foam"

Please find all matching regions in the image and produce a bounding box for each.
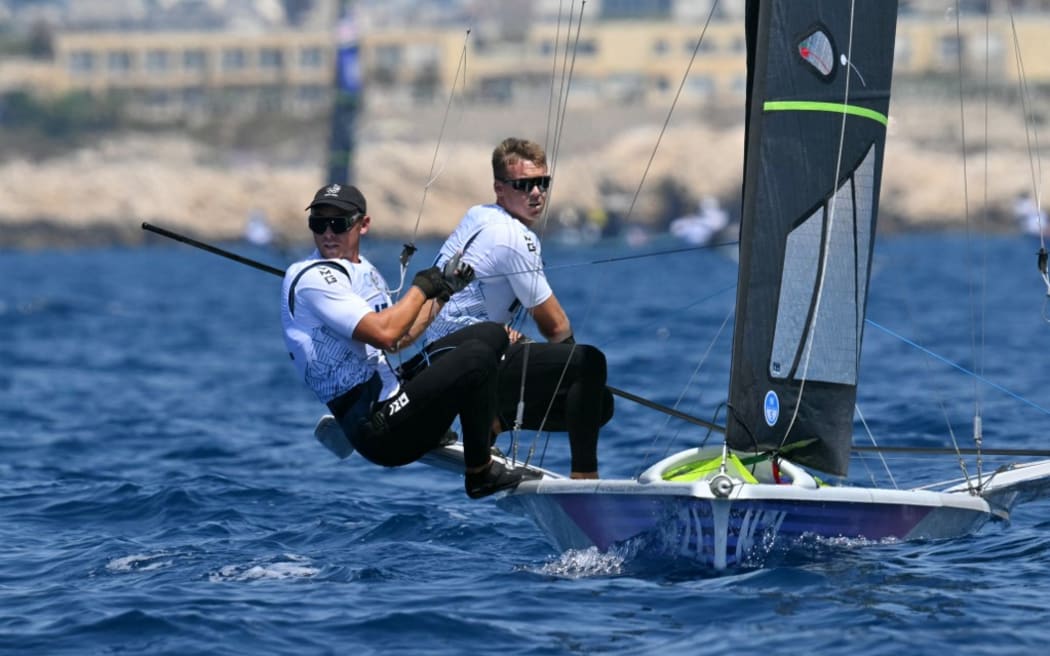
[209,554,320,582]
[533,546,627,578]
[106,553,173,572]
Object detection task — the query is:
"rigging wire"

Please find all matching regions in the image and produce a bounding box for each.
[390,28,472,295]
[974,8,993,486]
[866,318,1050,416]
[612,5,718,233]
[632,304,735,480]
[500,0,588,468]
[1006,11,1050,316]
[543,0,566,150]
[949,0,977,491]
[853,404,898,490]
[560,0,724,472]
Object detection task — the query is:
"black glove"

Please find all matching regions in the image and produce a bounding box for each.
[412,266,452,301]
[442,252,475,294]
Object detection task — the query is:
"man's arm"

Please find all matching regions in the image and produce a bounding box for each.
[530,294,572,343]
[390,298,443,352]
[353,287,431,351]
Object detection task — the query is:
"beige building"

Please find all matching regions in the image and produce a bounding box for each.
[3,12,1050,121]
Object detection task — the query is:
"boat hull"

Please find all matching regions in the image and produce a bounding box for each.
[499,480,992,570]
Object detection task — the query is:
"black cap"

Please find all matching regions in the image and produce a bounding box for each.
[306,183,367,214]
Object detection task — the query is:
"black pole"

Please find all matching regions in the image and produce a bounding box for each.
[606,385,725,434]
[141,222,284,278]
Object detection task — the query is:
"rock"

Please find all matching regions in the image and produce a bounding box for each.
[0,96,1035,248]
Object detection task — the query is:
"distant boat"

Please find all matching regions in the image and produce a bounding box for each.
[1013,192,1050,238]
[668,196,730,246]
[243,210,274,247]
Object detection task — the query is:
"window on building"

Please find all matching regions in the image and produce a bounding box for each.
[69,50,95,75]
[260,86,283,112]
[108,51,132,75]
[371,44,401,84]
[183,86,207,110]
[576,39,597,56]
[299,47,323,69]
[222,48,247,70]
[145,50,170,73]
[297,85,326,102]
[686,75,715,98]
[260,48,284,70]
[184,49,207,72]
[938,34,962,64]
[601,0,671,19]
[685,37,717,54]
[653,39,669,56]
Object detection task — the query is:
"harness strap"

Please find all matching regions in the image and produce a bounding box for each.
[326,371,381,419]
[287,260,351,317]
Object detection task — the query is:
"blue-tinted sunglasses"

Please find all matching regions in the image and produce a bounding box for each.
[308,213,362,234]
[498,175,552,193]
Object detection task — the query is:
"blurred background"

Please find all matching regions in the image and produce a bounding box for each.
[2,0,1050,249]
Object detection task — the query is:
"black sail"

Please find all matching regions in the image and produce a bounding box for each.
[727,0,899,476]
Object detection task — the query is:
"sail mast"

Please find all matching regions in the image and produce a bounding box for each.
[727,0,899,476]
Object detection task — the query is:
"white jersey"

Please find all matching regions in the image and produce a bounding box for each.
[425,204,553,342]
[281,251,400,404]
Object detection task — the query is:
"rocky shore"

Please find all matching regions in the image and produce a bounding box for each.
[0,97,1037,250]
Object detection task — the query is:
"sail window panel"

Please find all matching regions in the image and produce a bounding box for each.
[770,211,822,380]
[854,148,876,340]
[799,180,859,386]
[770,149,875,387]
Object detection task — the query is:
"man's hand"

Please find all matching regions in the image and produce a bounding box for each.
[412,267,452,301]
[505,325,527,344]
[442,251,475,294]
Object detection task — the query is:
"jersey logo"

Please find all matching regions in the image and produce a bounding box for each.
[318,266,340,285]
[524,234,537,252]
[387,392,410,415]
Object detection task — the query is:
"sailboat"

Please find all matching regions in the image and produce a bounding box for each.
[364,0,1050,570]
[134,0,1050,571]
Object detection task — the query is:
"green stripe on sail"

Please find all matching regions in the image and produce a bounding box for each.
[764,100,888,126]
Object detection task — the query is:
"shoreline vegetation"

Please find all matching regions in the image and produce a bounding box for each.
[0,94,1041,250]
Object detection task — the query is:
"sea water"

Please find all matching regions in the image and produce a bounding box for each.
[2,232,1049,655]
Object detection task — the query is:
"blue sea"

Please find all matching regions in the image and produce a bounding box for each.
[4,231,1050,655]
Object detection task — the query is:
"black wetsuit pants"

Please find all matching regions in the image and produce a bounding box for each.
[496,341,613,473]
[346,322,509,470]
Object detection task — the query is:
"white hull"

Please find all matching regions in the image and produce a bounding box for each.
[422,443,1050,570]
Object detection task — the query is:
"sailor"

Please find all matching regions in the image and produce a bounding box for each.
[417,138,614,479]
[281,183,537,498]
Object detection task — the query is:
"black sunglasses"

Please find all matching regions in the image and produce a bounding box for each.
[308,213,362,235]
[498,175,551,193]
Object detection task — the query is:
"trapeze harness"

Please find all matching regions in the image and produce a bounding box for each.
[287,260,384,431]
[395,228,526,380]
